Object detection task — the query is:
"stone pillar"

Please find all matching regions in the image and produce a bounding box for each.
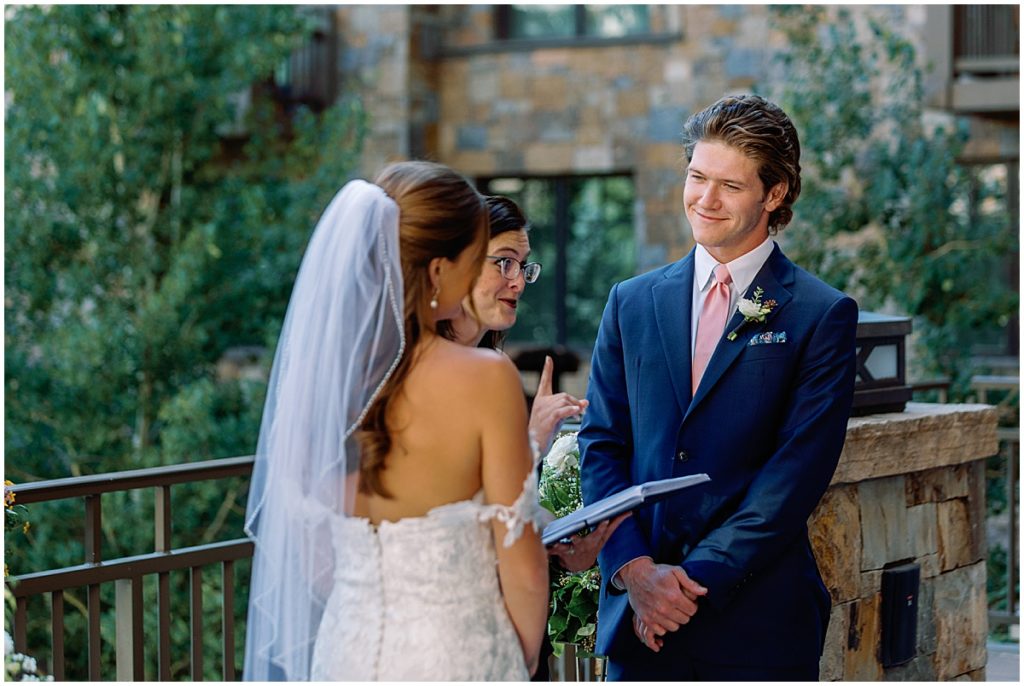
[812,403,998,681]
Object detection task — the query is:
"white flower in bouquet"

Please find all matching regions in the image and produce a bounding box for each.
[544,433,579,474]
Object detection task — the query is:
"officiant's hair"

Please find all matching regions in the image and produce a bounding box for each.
[681,94,801,234]
[359,160,489,497]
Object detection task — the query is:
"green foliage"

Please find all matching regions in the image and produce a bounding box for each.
[539,433,600,654]
[765,6,1017,395]
[567,177,636,349]
[5,4,366,678]
[4,485,31,579]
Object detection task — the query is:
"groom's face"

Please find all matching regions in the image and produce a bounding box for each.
[684,140,785,263]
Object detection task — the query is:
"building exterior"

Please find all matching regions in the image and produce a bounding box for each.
[286,4,1018,375]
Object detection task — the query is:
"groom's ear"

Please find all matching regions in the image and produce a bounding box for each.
[764,182,787,212]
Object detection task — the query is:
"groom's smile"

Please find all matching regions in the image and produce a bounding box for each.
[683,140,785,263]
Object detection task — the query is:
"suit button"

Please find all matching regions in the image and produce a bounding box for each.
[677,450,689,462]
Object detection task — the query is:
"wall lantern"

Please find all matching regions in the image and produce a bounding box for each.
[852,312,913,416]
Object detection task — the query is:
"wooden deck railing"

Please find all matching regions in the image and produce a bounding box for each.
[5,456,255,681]
[969,375,1020,634]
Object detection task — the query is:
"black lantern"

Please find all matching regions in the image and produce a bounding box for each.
[851,312,912,416]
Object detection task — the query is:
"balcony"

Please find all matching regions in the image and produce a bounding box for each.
[5,380,1020,680]
[924,5,1019,115]
[5,458,254,681]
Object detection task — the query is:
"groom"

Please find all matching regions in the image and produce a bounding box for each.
[579,94,858,680]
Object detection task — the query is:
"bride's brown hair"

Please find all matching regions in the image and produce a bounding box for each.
[357,161,488,497]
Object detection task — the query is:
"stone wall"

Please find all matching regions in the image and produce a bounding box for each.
[811,403,998,680]
[433,5,776,271]
[329,5,1015,276]
[331,5,784,270]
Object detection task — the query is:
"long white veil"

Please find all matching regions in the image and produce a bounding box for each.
[242,180,404,680]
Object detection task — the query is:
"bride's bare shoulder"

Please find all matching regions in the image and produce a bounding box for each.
[426,338,520,386]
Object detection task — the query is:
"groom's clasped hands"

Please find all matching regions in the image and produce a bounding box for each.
[619,557,707,652]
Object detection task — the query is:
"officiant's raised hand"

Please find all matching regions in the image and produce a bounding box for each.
[529,355,589,453]
[619,558,707,652]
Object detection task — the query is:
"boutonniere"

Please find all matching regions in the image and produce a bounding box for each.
[727,286,777,341]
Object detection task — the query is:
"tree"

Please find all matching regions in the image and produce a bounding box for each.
[764,6,1016,396]
[5,5,366,678]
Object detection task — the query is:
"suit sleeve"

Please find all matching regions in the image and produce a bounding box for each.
[681,295,858,610]
[579,283,652,577]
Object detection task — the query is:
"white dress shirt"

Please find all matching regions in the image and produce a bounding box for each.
[690,237,777,359]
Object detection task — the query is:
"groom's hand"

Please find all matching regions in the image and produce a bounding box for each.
[620,558,707,648]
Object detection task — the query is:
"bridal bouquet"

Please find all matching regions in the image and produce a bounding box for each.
[539,432,600,655]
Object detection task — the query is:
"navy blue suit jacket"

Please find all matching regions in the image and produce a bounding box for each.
[579,244,857,671]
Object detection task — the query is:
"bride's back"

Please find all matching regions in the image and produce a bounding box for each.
[354,336,524,524]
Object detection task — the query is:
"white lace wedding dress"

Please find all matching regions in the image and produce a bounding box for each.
[310,479,546,681]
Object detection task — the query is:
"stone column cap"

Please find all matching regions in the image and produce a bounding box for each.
[833,402,999,485]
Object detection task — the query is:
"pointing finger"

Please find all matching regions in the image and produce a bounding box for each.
[536,355,554,397]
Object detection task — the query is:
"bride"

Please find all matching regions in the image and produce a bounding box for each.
[242,161,549,680]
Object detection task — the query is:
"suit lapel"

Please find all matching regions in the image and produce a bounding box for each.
[652,253,695,415]
[685,245,795,418]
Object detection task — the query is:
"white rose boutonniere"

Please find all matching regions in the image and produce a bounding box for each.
[727,286,777,341]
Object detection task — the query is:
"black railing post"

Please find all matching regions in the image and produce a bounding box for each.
[14,595,27,652]
[223,560,236,680]
[84,494,102,680]
[50,590,65,680]
[191,565,204,681]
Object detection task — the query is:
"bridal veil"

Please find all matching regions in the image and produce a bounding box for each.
[243,180,404,680]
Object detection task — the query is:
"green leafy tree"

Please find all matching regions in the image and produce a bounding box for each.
[5,5,366,678]
[765,6,1016,396]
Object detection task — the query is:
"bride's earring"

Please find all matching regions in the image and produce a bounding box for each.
[430,286,440,310]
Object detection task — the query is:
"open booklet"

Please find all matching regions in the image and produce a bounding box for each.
[542,474,711,546]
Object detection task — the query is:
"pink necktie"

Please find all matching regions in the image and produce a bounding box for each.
[692,264,732,395]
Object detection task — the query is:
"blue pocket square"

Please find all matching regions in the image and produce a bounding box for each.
[748,331,787,346]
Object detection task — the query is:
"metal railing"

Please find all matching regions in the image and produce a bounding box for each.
[970,375,1020,634]
[5,457,255,681]
[8,373,1020,678]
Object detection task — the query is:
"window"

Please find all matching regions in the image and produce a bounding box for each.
[480,175,636,350]
[496,5,650,41]
[272,7,338,113]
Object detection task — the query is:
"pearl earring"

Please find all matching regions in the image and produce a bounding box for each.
[430,286,440,310]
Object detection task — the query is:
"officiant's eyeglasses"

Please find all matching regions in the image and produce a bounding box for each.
[487,256,542,284]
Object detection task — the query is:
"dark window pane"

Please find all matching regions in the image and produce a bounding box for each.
[510,179,559,344]
[566,177,636,347]
[509,5,575,39]
[585,5,650,37]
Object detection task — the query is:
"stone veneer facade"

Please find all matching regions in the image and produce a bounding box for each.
[331,5,1016,274]
[811,403,998,680]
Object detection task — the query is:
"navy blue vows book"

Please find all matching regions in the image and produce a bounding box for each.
[541,474,711,546]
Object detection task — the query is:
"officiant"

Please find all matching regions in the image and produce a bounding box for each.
[440,194,628,680]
